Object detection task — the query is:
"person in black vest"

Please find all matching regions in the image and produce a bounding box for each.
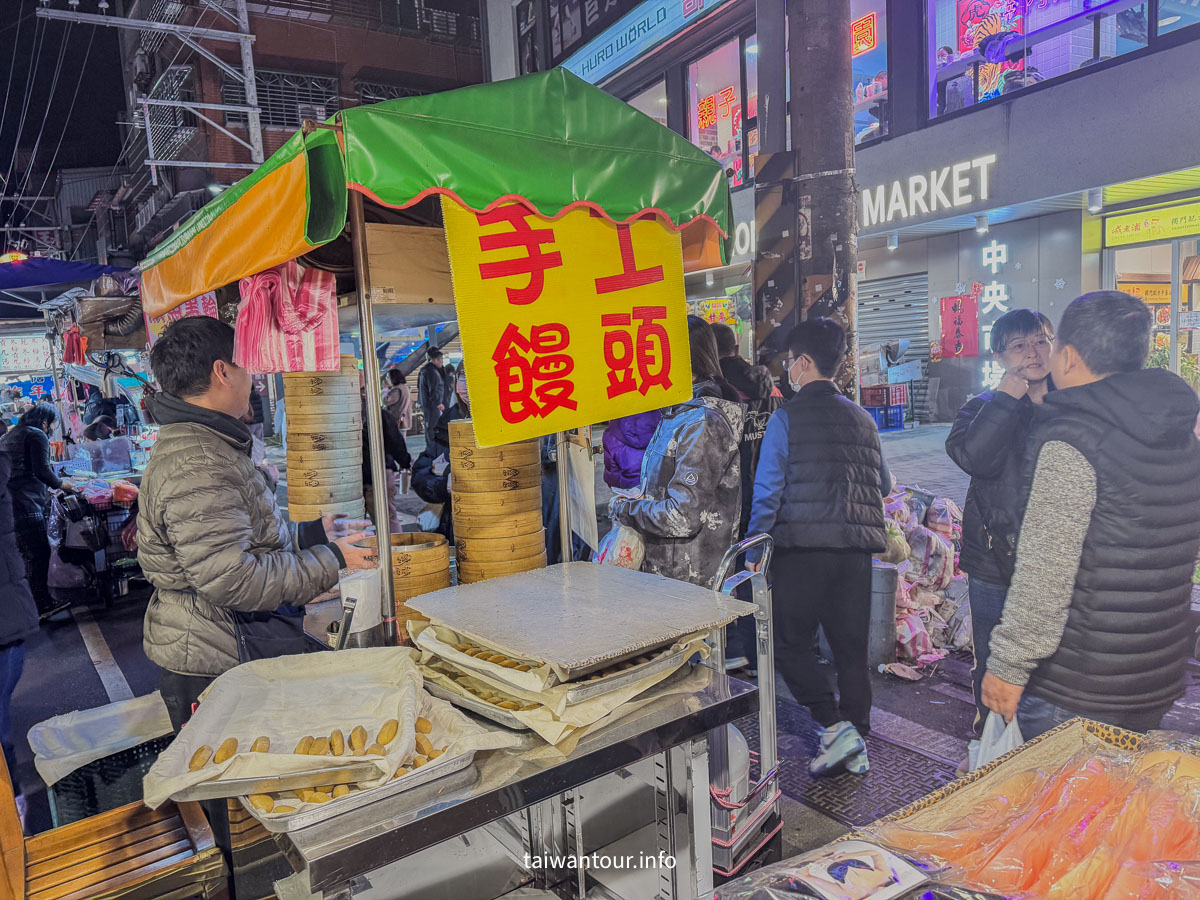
[983,292,1200,738]
[747,318,889,777]
[945,308,1054,736]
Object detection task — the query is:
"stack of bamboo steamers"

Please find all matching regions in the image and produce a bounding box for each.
[449,420,547,584]
[284,355,366,521]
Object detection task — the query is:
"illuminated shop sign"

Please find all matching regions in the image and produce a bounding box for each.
[851,11,877,57]
[860,154,997,228]
[1105,199,1200,248]
[563,0,732,85]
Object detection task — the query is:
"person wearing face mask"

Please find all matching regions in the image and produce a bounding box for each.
[946,308,1054,739]
[1,404,75,617]
[746,318,890,777]
[412,365,471,540]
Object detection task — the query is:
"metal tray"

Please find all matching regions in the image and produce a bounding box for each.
[562,643,694,705]
[424,682,532,731]
[239,749,478,833]
[407,563,754,681]
[178,760,382,802]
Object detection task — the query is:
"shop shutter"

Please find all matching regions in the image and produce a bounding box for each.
[857,273,931,421]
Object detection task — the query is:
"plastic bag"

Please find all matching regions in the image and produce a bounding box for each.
[901,522,955,590]
[876,519,910,564]
[968,712,1023,772]
[594,523,644,570]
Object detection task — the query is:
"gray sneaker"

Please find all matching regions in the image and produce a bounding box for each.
[809,722,866,777]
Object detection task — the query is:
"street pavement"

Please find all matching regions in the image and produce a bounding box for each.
[7,423,1199,869]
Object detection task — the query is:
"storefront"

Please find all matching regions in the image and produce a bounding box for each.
[686,184,754,356]
[1103,198,1200,392]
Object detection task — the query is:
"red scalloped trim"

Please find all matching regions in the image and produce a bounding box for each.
[347,182,729,240]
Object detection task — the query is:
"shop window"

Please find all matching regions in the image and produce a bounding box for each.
[549,0,583,61]
[515,0,540,75]
[929,0,1149,119]
[1158,0,1200,34]
[852,0,888,144]
[628,81,668,129]
[745,35,759,176]
[688,39,746,187]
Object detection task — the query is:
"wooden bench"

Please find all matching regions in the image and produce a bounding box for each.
[0,753,228,900]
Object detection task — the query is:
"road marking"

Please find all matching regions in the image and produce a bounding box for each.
[72,608,134,703]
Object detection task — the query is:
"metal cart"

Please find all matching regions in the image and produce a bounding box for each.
[270,537,780,900]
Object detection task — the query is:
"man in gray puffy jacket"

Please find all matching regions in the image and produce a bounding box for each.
[139,317,375,730]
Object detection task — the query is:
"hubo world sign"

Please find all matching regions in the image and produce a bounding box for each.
[861,154,997,229]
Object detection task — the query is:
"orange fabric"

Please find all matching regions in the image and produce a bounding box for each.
[141,155,313,318]
[681,219,726,274]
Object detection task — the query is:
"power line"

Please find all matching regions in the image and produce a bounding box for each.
[11,20,75,214]
[1,7,47,197]
[0,4,27,156]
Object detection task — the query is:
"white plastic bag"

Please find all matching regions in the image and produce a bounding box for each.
[968,711,1024,771]
[593,523,644,570]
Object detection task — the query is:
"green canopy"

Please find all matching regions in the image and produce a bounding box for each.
[141,68,732,316]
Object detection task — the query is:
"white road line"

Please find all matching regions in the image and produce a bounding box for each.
[72,608,134,703]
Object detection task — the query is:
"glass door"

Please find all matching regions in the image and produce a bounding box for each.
[1107,239,1199,391]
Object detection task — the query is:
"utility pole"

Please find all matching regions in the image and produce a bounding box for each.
[752,0,858,392]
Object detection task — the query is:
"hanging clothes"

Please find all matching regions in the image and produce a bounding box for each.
[62,326,85,365]
[234,260,338,373]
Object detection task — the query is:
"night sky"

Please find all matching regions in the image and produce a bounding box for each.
[0,3,125,216]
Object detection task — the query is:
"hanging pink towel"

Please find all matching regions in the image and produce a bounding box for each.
[235,260,339,373]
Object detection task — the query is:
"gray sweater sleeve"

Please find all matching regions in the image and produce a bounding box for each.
[987,440,1097,686]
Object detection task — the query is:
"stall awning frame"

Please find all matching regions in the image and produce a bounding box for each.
[139,69,733,317]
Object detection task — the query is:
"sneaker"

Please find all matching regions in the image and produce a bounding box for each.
[846,751,870,775]
[809,722,866,777]
[725,656,751,671]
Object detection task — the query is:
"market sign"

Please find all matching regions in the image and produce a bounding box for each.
[442,199,691,447]
[562,0,733,85]
[0,335,51,374]
[860,154,997,229]
[1105,199,1200,248]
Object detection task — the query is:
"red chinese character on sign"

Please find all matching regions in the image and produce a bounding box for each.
[718,86,736,119]
[682,0,703,16]
[476,206,564,305]
[491,322,577,423]
[600,306,673,398]
[851,12,877,57]
[697,94,717,129]
[29,385,43,398]
[595,223,664,294]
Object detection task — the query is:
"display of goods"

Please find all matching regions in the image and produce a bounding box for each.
[867,732,1200,897]
[450,463,541,492]
[457,550,548,585]
[284,357,363,518]
[456,530,546,564]
[453,508,543,540]
[861,383,909,407]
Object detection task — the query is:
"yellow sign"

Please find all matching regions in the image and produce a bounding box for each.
[1105,199,1200,247]
[1117,282,1171,304]
[442,198,691,447]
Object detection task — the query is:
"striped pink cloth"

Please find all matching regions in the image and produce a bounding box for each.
[235,260,339,373]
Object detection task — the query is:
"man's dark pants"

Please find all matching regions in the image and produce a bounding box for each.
[772,547,872,735]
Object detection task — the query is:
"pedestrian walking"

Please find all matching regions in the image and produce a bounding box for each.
[747,318,889,776]
[412,365,470,540]
[602,410,662,489]
[608,316,743,588]
[418,348,447,448]
[137,317,376,732]
[983,292,1200,739]
[0,405,75,617]
[384,368,413,433]
[945,308,1054,736]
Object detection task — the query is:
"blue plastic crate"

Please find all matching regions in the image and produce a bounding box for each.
[864,405,888,430]
[885,404,907,429]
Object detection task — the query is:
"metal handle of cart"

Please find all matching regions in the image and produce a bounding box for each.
[706,533,781,876]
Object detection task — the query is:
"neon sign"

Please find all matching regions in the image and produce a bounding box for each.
[0,252,29,264]
[696,85,738,132]
[851,12,877,57]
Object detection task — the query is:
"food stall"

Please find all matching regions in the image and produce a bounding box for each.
[137,69,780,897]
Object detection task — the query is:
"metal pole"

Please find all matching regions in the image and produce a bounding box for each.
[555,431,572,561]
[349,189,398,645]
[42,312,66,445]
[233,0,264,165]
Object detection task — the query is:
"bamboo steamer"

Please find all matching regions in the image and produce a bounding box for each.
[288,500,366,520]
[283,383,360,401]
[287,411,362,430]
[456,529,546,563]
[288,483,364,505]
[394,570,453,599]
[287,432,362,451]
[360,533,451,572]
[451,487,541,517]
[285,449,361,468]
[450,463,541,493]
[289,465,362,486]
[448,419,538,450]
[453,508,543,539]
[285,396,360,416]
[284,356,359,378]
[457,550,548,584]
[449,447,541,469]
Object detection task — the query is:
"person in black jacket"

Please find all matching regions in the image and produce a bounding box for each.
[361,394,411,534]
[0,405,75,616]
[945,308,1054,736]
[412,365,469,540]
[417,349,447,449]
[0,451,38,797]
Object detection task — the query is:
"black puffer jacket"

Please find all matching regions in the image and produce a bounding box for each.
[411,405,467,540]
[721,355,782,537]
[0,454,38,645]
[945,389,1046,585]
[0,424,62,519]
[1022,369,1200,718]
